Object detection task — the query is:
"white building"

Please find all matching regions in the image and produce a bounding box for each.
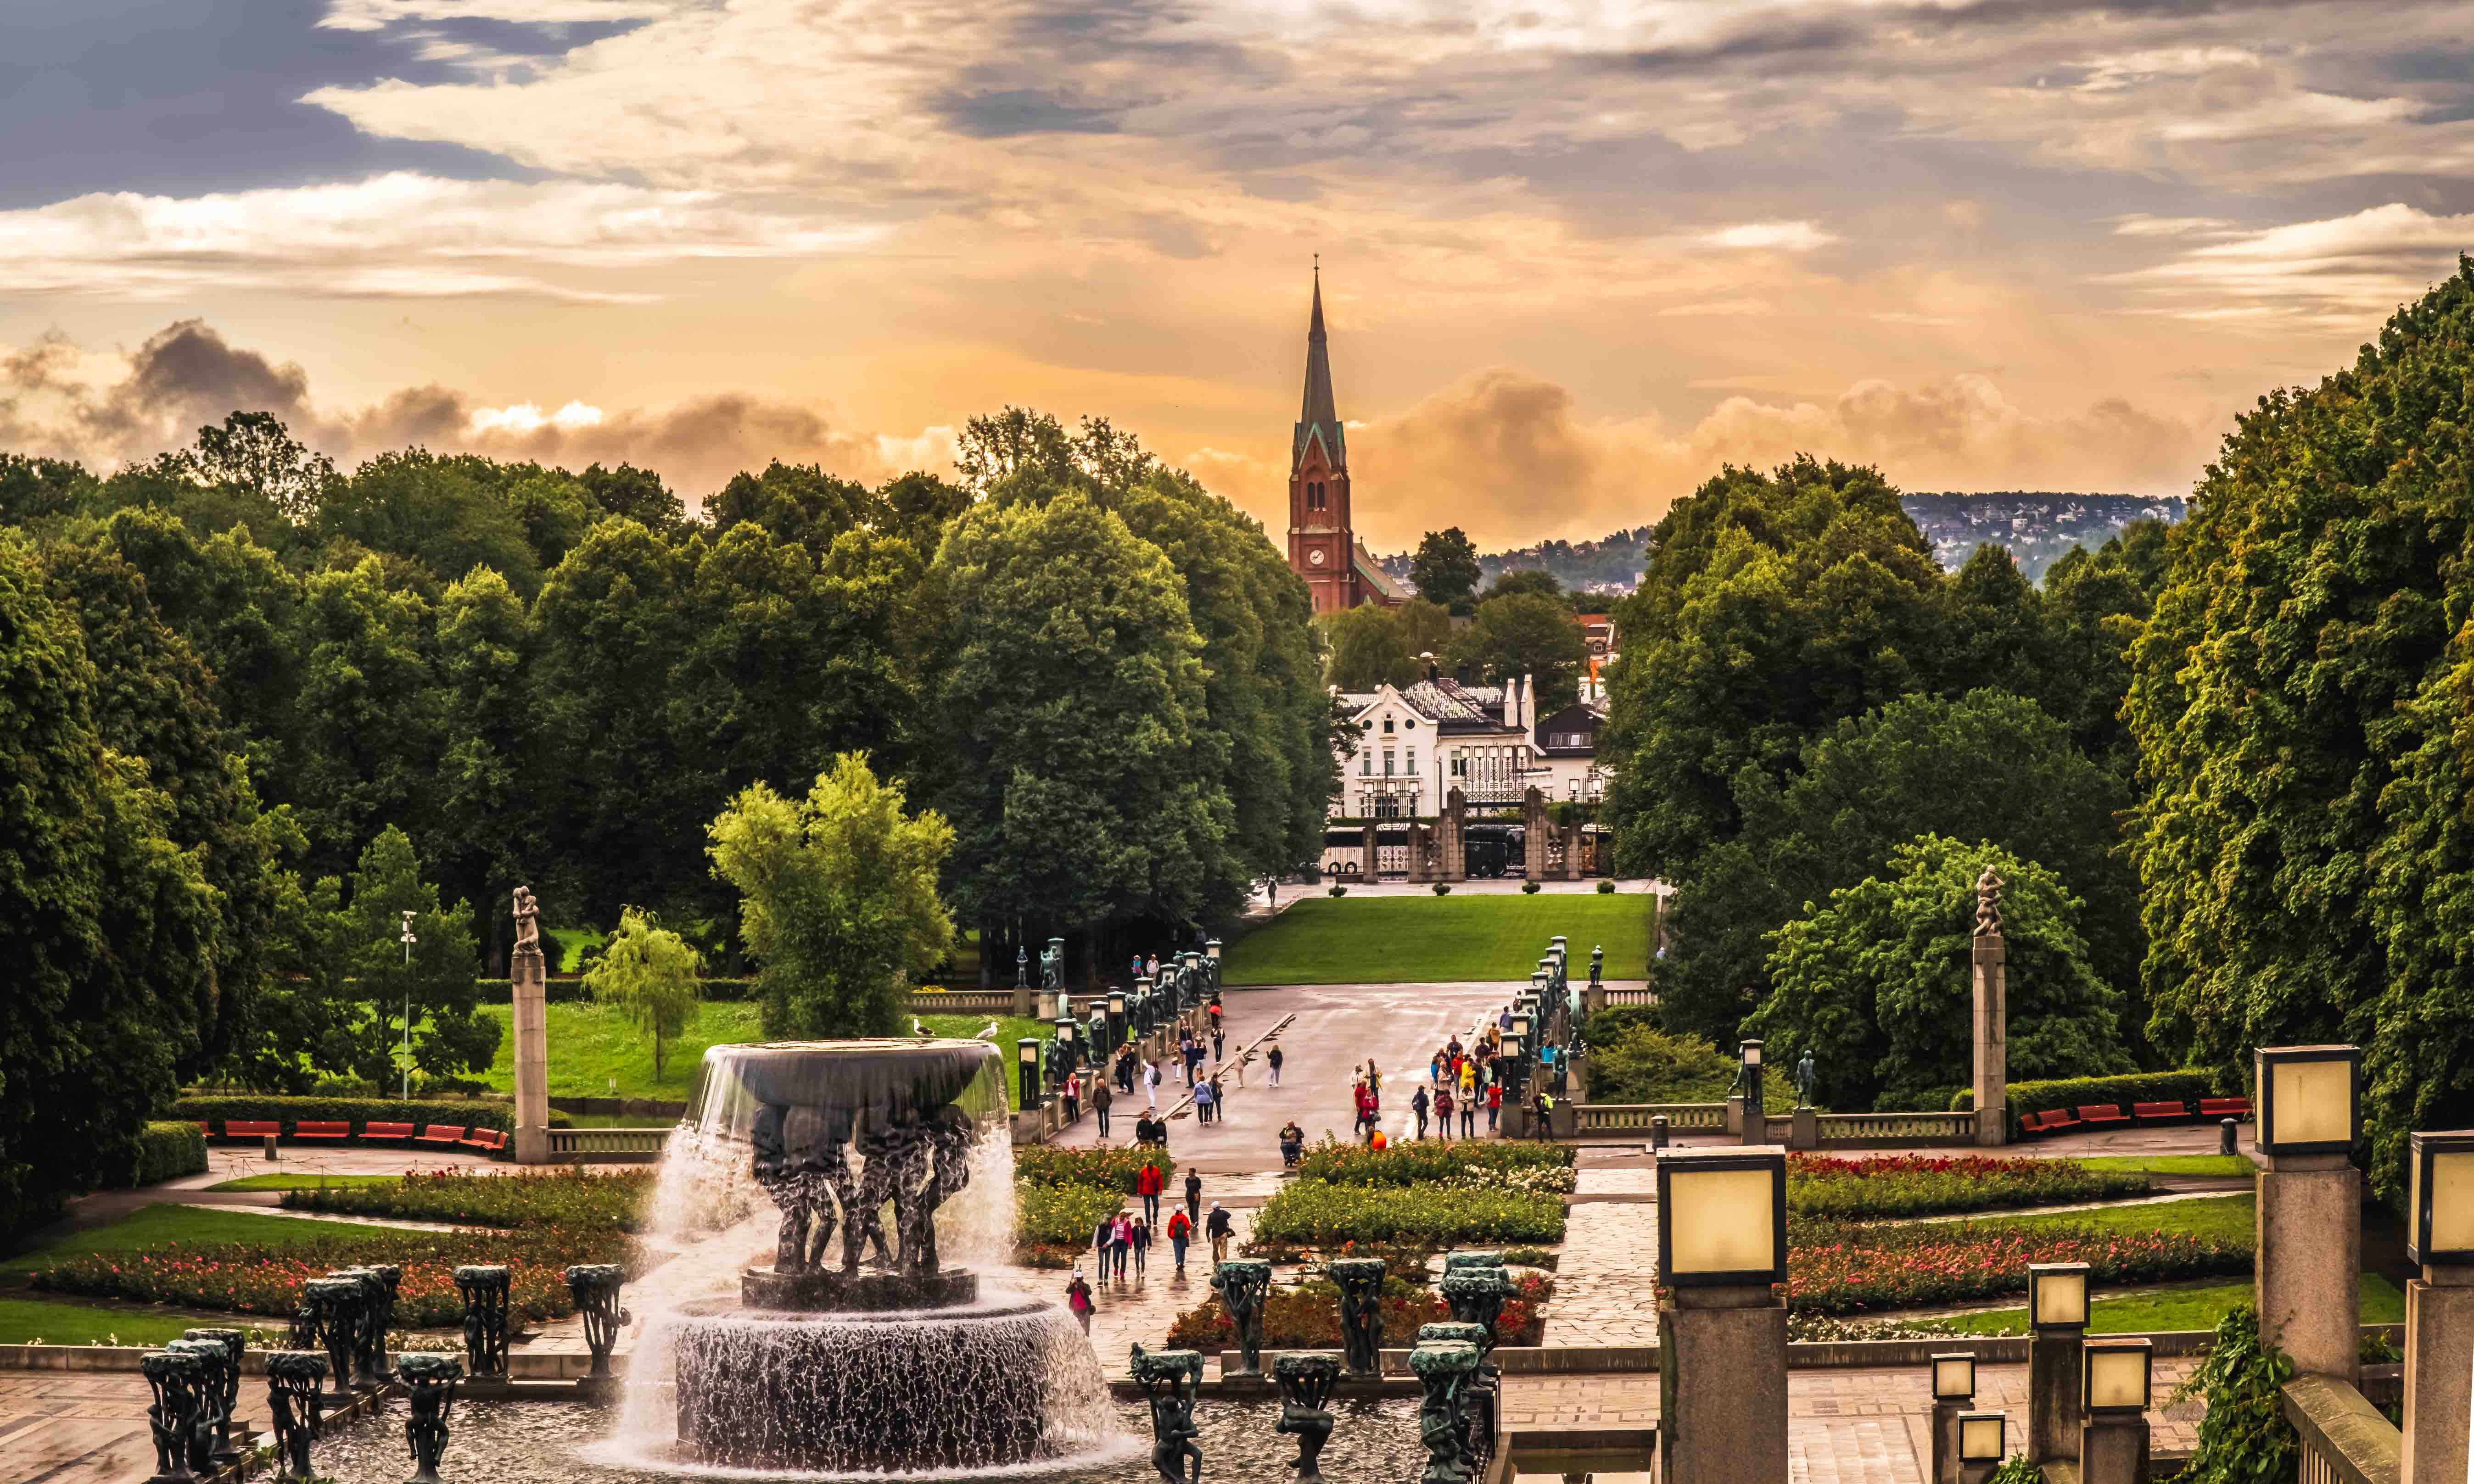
[1328,667,1609,823]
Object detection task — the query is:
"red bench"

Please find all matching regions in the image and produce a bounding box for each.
[2199,1097,2252,1122]
[2020,1108,2081,1135]
[2133,1100,2189,1124]
[221,1120,281,1142]
[293,1121,351,1141]
[458,1128,508,1155]
[413,1124,467,1148]
[2077,1104,2131,1127]
[362,1121,416,1144]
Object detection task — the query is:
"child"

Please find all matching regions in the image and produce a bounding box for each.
[1067,1268,1094,1333]
[1130,1216,1152,1278]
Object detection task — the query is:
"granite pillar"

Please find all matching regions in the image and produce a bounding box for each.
[2028,1328,2083,1464]
[1972,934,2007,1147]
[2401,1266,2474,1484]
[1441,787,1468,882]
[1522,787,1548,881]
[2080,1415,2149,1484]
[1930,1402,1960,1484]
[2256,1153,2362,1387]
[1658,1284,1788,1484]
[511,943,550,1165]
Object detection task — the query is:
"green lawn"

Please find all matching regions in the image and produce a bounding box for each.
[1959,1193,2256,1246]
[1224,894,1656,985]
[477,1000,763,1100]
[3,1205,379,1274]
[0,1295,278,1347]
[2071,1155,2253,1179]
[209,1173,407,1192]
[1923,1274,2406,1337]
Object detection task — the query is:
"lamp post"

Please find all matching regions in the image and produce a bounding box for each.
[398,910,417,1099]
[2253,1044,2363,1385]
[1053,1017,1078,1082]
[2079,1338,2154,1484]
[1107,991,1127,1055]
[2402,1129,2474,1484]
[1740,1040,1766,1147]
[2027,1261,2090,1464]
[1930,1353,1976,1484]
[1017,1038,1041,1112]
[1656,1146,1789,1484]
[1956,1411,2008,1484]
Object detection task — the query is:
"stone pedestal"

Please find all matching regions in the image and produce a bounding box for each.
[1361,823,1378,880]
[1658,1284,1788,1484]
[2401,1266,2474,1484]
[1726,1096,1747,1138]
[1790,1107,1819,1152]
[1405,821,1434,884]
[1931,1401,1960,1484]
[2256,1153,2361,1386]
[1011,983,1035,1016]
[2079,1414,2149,1484]
[2029,1328,2084,1464]
[1440,788,1468,882]
[1560,820,1586,881]
[1522,787,1549,881]
[1972,935,2007,1147]
[511,945,551,1165]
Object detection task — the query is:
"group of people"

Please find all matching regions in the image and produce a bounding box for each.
[1066,1163,1234,1332]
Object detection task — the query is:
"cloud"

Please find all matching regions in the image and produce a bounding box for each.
[0,173,882,301]
[2106,202,2474,323]
[1695,221,1834,252]
[318,0,669,31]
[0,321,917,502]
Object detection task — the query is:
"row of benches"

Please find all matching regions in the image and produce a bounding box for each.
[202,1120,509,1155]
[2016,1097,2251,1137]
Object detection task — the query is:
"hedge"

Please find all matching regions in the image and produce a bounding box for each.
[131,1121,207,1187]
[1951,1071,2217,1133]
[1249,1183,1567,1246]
[282,1168,649,1231]
[1013,1145,1175,1193]
[1786,1154,2148,1221]
[472,976,756,1004]
[1293,1138,1574,1192]
[169,1095,572,1138]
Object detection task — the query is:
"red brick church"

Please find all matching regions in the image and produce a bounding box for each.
[1287,269,1408,613]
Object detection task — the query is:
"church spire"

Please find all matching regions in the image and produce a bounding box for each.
[1294,262,1345,473]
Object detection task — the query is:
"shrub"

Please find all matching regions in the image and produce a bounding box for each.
[1250,1183,1566,1246]
[280,1168,651,1231]
[130,1121,207,1187]
[1581,1017,1793,1110]
[1433,883,1451,896]
[1954,1071,2217,1132]
[1013,1145,1175,1193]
[2170,1305,2296,1484]
[31,1223,630,1327]
[170,1095,572,1137]
[1166,1269,1553,1351]
[1596,880,1615,894]
[1294,1137,1574,1192]
[1016,1183,1127,1254]
[1522,881,1540,894]
[1786,1155,2148,1221]
[1784,1215,2248,1316]
[1329,886,1348,898]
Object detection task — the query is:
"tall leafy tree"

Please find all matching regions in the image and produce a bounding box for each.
[315,449,541,596]
[1321,605,1420,691]
[291,557,445,876]
[706,461,879,553]
[708,755,955,1038]
[1409,527,1482,614]
[432,566,535,971]
[322,825,496,1087]
[586,907,703,1081]
[1449,591,1589,711]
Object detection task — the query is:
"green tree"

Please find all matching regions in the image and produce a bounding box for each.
[1483,567,1563,603]
[1748,835,2130,1111]
[315,449,540,597]
[577,462,686,535]
[1409,527,1482,614]
[2127,262,2474,1198]
[326,825,497,1087]
[1656,689,2139,1046]
[191,412,334,524]
[708,755,955,1038]
[1321,605,1420,690]
[706,461,879,554]
[586,906,703,1079]
[1449,592,1589,711]
[290,557,444,876]
[1394,598,1454,665]
[432,566,535,971]
[2041,524,2170,775]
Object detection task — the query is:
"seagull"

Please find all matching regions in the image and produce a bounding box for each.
[911,1015,929,1037]
[977,1020,1000,1040]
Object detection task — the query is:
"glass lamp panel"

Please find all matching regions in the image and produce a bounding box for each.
[1931,1356,1975,1401]
[1668,1167,1776,1276]
[1019,1042,1038,1063]
[2032,1269,2087,1328]
[2432,1150,2474,1254]
[2271,1057,2353,1147]
[1743,1042,1762,1067]
[2086,1347,2149,1412]
[1958,1414,2004,1462]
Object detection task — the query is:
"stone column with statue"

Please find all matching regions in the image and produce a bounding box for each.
[511,886,552,1164]
[1972,866,2008,1148]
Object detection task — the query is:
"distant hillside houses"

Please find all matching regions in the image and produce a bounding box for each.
[1377,495,2184,594]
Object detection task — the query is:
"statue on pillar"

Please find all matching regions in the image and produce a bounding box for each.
[512,886,540,954]
[1973,866,2004,937]
[1795,1051,1817,1107]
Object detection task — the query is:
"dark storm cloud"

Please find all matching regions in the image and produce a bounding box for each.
[934,89,1125,138]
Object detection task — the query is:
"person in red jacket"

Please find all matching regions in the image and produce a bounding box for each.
[1165,1206,1194,1275]
[1136,1158,1164,1224]
[1486,1080,1504,1133]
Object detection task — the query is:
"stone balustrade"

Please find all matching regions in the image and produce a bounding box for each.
[1573,1103,1726,1132]
[547,1127,669,1161]
[2282,1372,2402,1484]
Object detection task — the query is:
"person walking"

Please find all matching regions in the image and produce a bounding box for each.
[1166,1206,1193,1276]
[1411,1085,1430,1140]
[1186,1038,1205,1086]
[1130,1216,1152,1278]
[1111,1212,1135,1280]
[1194,1077,1215,1125]
[1486,1079,1503,1133]
[1145,1057,1162,1110]
[1136,1157,1164,1224]
[1147,954,1160,981]
[1267,1044,1283,1087]
[1531,1089,1554,1142]
[1093,1212,1118,1278]
[1435,1086,1455,1143]
[1205,1203,1233,1266]
[1063,1074,1080,1126]
[1093,1077,1113,1139]
[1459,1085,1477,1139]
[1184,1168,1203,1227]
[1211,1025,1225,1062]
[1429,1050,1444,1086]
[1067,1268,1094,1333]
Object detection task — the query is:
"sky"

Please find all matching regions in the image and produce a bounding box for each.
[6,0,2474,551]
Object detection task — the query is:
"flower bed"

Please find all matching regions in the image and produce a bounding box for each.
[30,1224,632,1328]
[1294,1138,1575,1193]
[1250,1182,1566,1247]
[1786,1155,2148,1221]
[1012,1145,1175,1193]
[1015,1182,1128,1265]
[279,1168,651,1231]
[1784,1217,2249,1317]
[1164,1270,1553,1352]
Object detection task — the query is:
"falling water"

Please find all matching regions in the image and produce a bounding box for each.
[596,1039,1129,1479]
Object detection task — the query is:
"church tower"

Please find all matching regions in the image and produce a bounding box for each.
[1288,267,1358,613]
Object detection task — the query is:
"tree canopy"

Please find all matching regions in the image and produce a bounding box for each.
[1408,527,1482,614]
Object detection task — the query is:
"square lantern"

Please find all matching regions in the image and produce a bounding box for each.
[2082,1338,2153,1416]
[1931,1353,1977,1405]
[1511,1012,1532,1041]
[1204,939,1222,960]
[1656,1146,1788,1288]
[1957,1411,2006,1464]
[2254,1044,2361,1156]
[1741,1039,1764,1069]
[2027,1263,2089,1331]
[2407,1130,2474,1266]
[1108,991,1126,1020]
[1056,1018,1077,1045]
[1018,1038,1040,1064]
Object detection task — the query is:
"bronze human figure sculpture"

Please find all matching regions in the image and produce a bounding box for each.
[1130,1345,1204,1484]
[1273,1352,1341,1482]
[1331,1257,1388,1378]
[265,1352,328,1480]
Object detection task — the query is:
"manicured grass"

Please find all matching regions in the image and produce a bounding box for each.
[0,1296,274,1347]
[2069,1155,2253,1178]
[209,1173,409,1191]
[2,1205,379,1273]
[916,1015,1053,1111]
[1224,895,1655,986]
[1960,1193,2255,1247]
[1923,1274,2406,1337]
[476,999,763,1099]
